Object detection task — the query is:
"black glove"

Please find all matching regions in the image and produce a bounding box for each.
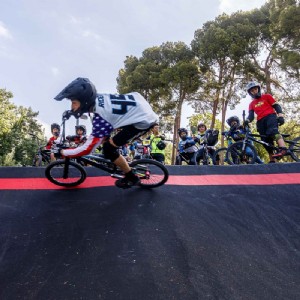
[62,110,73,120]
[184,142,193,149]
[194,137,200,144]
[277,116,285,126]
[243,119,250,127]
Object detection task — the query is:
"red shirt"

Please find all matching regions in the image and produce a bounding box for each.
[249,94,277,121]
[45,136,58,150]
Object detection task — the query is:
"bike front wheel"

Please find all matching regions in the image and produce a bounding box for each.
[130,159,169,188]
[226,142,257,165]
[213,147,230,165]
[45,159,87,187]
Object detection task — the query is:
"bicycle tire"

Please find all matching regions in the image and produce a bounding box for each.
[226,142,257,165]
[197,152,213,165]
[129,159,169,188]
[213,147,230,165]
[289,136,300,162]
[45,159,87,187]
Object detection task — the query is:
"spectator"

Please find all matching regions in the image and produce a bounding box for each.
[245,81,286,163]
[149,124,166,164]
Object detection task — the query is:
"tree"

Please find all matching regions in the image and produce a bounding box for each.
[191,12,258,137]
[241,1,300,117]
[0,88,46,166]
[117,42,201,163]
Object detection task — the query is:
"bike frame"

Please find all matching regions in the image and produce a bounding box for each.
[77,155,120,174]
[240,126,292,154]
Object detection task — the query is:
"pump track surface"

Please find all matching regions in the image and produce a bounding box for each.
[0,163,299,300]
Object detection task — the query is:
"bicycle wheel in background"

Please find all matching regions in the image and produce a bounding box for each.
[226,142,257,165]
[198,153,213,165]
[45,159,87,187]
[130,159,169,188]
[213,147,230,165]
[289,136,300,162]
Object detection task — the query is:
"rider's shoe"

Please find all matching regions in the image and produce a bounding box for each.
[115,171,141,189]
[272,148,287,159]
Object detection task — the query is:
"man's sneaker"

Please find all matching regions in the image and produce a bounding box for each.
[115,175,141,189]
[272,148,287,159]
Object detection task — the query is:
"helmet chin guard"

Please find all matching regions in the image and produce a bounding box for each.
[54,77,97,117]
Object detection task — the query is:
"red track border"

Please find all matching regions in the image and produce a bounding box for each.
[0,173,299,190]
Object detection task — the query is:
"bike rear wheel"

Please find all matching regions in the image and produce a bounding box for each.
[213,147,230,165]
[289,136,300,162]
[45,159,87,187]
[130,159,169,188]
[226,142,257,165]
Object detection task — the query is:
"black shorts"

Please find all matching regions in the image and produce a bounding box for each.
[112,125,151,147]
[256,114,279,137]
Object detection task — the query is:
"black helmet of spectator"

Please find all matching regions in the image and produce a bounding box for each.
[51,123,60,132]
[197,122,207,131]
[226,116,240,127]
[178,128,188,136]
[54,77,97,118]
[75,125,86,135]
[246,81,261,99]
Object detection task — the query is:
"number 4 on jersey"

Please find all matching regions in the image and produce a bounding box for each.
[110,94,136,115]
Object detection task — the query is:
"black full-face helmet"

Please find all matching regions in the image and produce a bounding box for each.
[178,128,188,136]
[54,77,97,118]
[51,123,60,136]
[246,81,261,99]
[226,116,240,127]
[51,123,60,132]
[75,125,86,135]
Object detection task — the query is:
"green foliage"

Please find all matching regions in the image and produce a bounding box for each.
[117,42,202,163]
[188,113,223,133]
[0,88,46,166]
[116,3,299,164]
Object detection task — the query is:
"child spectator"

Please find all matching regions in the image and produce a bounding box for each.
[245,81,286,163]
[149,124,166,164]
[194,122,217,164]
[226,115,263,164]
[45,123,61,162]
[66,125,87,147]
[176,128,197,165]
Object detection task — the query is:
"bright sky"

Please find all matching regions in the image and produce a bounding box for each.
[0,0,266,137]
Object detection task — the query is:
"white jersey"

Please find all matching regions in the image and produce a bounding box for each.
[94,92,158,129]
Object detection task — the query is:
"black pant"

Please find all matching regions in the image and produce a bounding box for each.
[151,153,165,163]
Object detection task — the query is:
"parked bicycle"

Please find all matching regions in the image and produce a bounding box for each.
[212,131,233,166]
[30,133,51,167]
[226,125,300,165]
[195,129,219,165]
[195,142,214,165]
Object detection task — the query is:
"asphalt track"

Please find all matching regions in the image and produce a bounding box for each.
[0,163,299,300]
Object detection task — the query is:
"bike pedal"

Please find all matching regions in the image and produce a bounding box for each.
[111,174,124,179]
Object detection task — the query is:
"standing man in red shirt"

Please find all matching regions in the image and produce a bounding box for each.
[244,81,286,163]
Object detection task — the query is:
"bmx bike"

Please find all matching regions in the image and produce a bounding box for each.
[45,155,169,188]
[226,126,300,165]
